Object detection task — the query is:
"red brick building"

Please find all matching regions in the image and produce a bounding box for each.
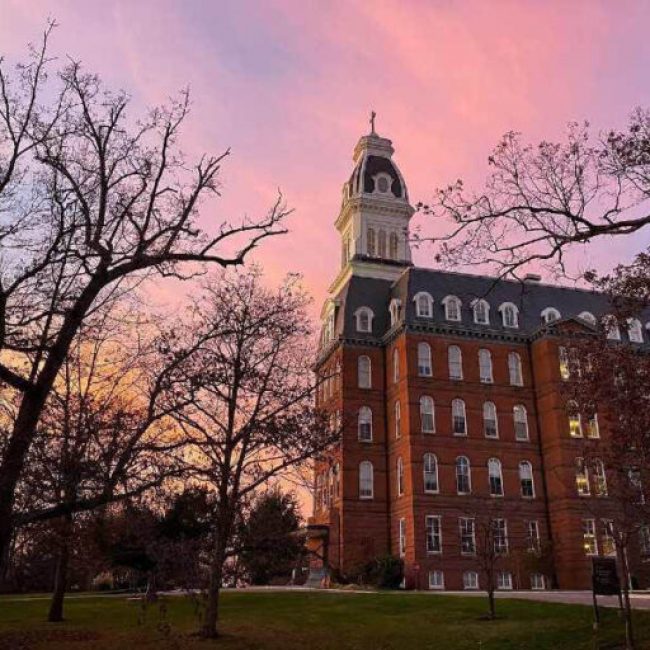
[310,125,650,591]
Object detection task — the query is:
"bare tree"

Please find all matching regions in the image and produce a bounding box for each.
[0,27,289,570]
[421,108,650,278]
[165,269,335,638]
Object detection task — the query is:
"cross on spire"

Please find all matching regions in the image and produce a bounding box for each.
[370,110,376,134]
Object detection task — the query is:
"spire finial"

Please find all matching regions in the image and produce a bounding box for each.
[370,110,376,134]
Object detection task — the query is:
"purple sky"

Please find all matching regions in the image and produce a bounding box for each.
[2,1,650,306]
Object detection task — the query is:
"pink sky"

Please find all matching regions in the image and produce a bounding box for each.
[2,0,650,307]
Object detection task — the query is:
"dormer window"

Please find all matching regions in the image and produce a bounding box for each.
[472,299,490,325]
[442,295,462,322]
[499,302,519,328]
[628,318,643,343]
[541,307,561,324]
[603,315,621,341]
[389,299,402,327]
[354,307,374,333]
[578,311,597,327]
[414,292,433,318]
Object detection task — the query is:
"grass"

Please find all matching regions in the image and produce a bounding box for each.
[0,590,648,649]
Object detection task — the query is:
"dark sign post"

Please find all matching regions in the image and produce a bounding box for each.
[592,557,621,629]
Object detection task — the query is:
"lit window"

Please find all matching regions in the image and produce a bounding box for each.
[414,292,433,318]
[483,401,498,438]
[452,399,467,436]
[583,519,598,555]
[456,456,471,494]
[558,346,570,381]
[395,401,401,438]
[519,461,535,498]
[493,520,509,555]
[497,571,513,590]
[367,227,376,256]
[513,405,529,441]
[393,348,400,383]
[397,456,404,496]
[442,295,462,322]
[399,518,406,557]
[488,458,504,496]
[429,570,444,590]
[358,355,371,389]
[420,396,435,433]
[355,307,374,333]
[472,299,490,325]
[463,571,479,590]
[425,515,442,553]
[593,459,608,496]
[418,342,432,376]
[359,461,374,499]
[531,574,546,590]
[478,348,493,383]
[541,307,561,324]
[423,453,439,493]
[460,519,476,555]
[358,406,373,442]
[628,318,644,343]
[602,521,616,556]
[567,401,582,437]
[576,458,590,496]
[527,521,541,552]
[500,302,519,328]
[508,352,523,386]
[448,345,463,380]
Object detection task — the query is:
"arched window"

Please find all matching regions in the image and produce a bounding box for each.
[393,348,400,383]
[575,457,590,496]
[593,459,608,496]
[567,400,582,437]
[389,299,401,327]
[354,307,374,333]
[628,318,644,343]
[417,342,432,376]
[448,345,463,380]
[378,229,387,258]
[358,406,373,442]
[420,396,435,433]
[513,405,529,441]
[389,232,399,260]
[508,351,523,386]
[397,456,404,496]
[456,456,471,494]
[358,355,371,389]
[442,295,462,321]
[367,227,376,257]
[541,307,561,324]
[423,453,439,493]
[452,398,467,435]
[472,299,490,325]
[483,401,498,438]
[414,292,433,318]
[395,400,401,438]
[603,314,621,341]
[500,302,519,328]
[578,311,597,327]
[587,412,600,439]
[488,458,503,496]
[478,348,493,383]
[359,461,374,499]
[558,346,570,380]
[519,461,535,497]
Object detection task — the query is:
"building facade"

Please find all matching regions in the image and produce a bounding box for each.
[310,125,650,591]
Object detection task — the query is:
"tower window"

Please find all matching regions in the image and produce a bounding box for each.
[367,227,376,257]
[472,299,490,325]
[389,232,398,260]
[378,230,387,257]
[376,175,390,193]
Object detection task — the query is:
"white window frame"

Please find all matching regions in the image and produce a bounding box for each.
[393,348,400,383]
[628,318,644,343]
[417,342,432,377]
[513,404,529,441]
[578,311,597,327]
[452,398,467,436]
[463,570,479,590]
[389,299,401,328]
[395,400,401,438]
[425,515,442,554]
[358,355,372,389]
[483,401,499,439]
[478,348,493,383]
[423,453,439,494]
[594,459,608,496]
[576,457,590,496]
[354,307,374,333]
[602,520,616,557]
[568,401,583,438]
[508,351,523,386]
[459,518,476,555]
[448,345,463,380]
[527,520,541,552]
[472,298,490,325]
[519,461,535,498]
[499,302,519,328]
[497,570,513,590]
[398,518,406,557]
[558,346,570,381]
[456,456,471,495]
[414,292,434,318]
[488,458,504,497]
[397,456,404,496]
[583,518,598,556]
[420,396,435,433]
[541,307,561,324]
[359,461,374,499]
[442,295,462,322]
[366,226,376,257]
[358,406,373,442]
[587,413,600,439]
[428,570,444,590]
[531,573,546,590]
[603,314,621,341]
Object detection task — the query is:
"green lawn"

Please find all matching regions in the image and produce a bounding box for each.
[0,591,648,649]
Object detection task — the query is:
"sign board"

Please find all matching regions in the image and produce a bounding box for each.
[592,557,620,596]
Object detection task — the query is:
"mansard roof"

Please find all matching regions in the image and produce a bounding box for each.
[328,266,650,345]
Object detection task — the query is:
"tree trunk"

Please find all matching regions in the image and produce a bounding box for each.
[620,546,635,650]
[48,515,73,623]
[487,587,496,620]
[201,541,226,638]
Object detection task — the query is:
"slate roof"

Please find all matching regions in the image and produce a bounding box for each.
[332,266,650,345]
